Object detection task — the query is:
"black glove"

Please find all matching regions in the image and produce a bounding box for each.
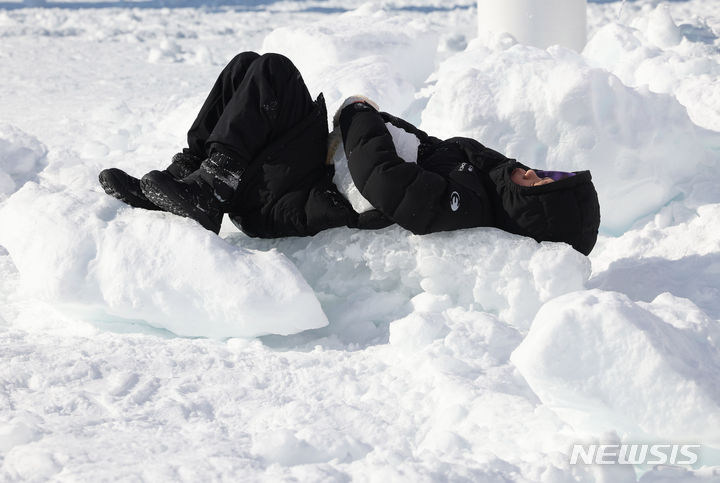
[356,209,394,230]
[305,182,359,233]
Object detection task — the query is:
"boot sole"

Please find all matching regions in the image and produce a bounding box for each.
[140,173,221,234]
[99,169,160,211]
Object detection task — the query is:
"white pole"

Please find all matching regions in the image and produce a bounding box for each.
[477,0,588,52]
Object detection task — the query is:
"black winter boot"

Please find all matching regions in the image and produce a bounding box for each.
[139,152,244,234]
[99,152,203,210]
[99,168,162,211]
[165,151,203,179]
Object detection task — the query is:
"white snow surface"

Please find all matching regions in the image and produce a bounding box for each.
[2,0,720,481]
[477,0,588,52]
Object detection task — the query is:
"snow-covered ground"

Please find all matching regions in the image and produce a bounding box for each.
[1,0,720,480]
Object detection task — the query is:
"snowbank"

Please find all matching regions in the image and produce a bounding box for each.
[0,123,47,201]
[585,5,720,131]
[232,224,591,339]
[511,289,720,449]
[0,183,328,338]
[262,5,438,116]
[421,39,720,234]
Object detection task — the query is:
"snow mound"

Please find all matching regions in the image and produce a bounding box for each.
[0,123,47,200]
[585,5,720,131]
[511,289,720,449]
[233,225,591,340]
[422,40,720,234]
[0,183,327,338]
[262,5,438,116]
[588,203,720,321]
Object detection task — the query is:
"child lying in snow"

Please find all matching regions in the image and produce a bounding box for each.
[99,51,600,255]
[334,97,600,255]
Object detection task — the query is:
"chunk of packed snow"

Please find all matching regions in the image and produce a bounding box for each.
[477,0,588,52]
[388,312,448,350]
[0,183,328,338]
[645,4,683,48]
[511,289,720,448]
[0,123,47,200]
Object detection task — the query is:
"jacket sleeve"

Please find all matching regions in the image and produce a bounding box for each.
[339,103,481,235]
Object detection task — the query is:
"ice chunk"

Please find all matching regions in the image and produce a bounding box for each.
[511,290,720,447]
[0,183,328,338]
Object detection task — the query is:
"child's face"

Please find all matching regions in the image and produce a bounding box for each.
[511,168,554,187]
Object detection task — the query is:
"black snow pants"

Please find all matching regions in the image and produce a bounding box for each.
[186,51,315,168]
[184,52,356,238]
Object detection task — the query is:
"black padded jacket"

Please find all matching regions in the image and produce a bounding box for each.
[339,102,600,255]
